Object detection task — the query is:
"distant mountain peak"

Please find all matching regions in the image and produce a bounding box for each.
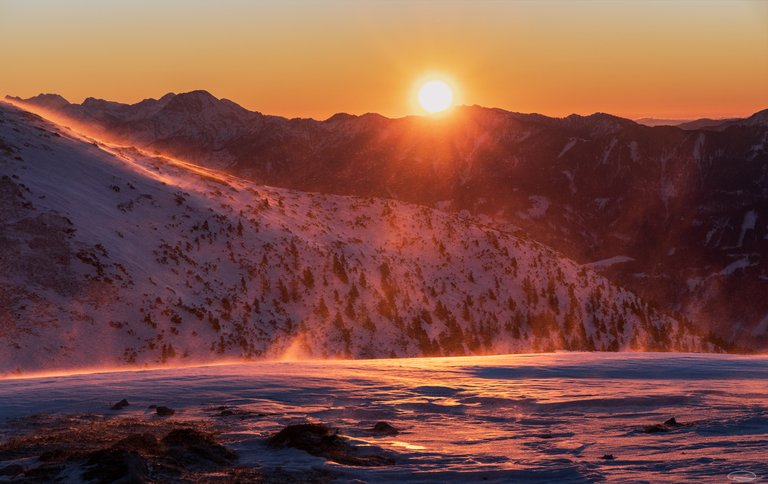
[561,112,638,137]
[11,93,71,110]
[324,112,357,123]
[178,89,217,100]
[746,108,768,124]
[160,90,223,113]
[81,96,126,110]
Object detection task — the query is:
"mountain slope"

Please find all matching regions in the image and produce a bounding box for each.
[11,92,766,347]
[0,102,719,374]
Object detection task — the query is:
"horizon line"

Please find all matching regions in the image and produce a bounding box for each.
[5,90,766,125]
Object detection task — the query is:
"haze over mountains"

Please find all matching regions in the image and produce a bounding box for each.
[634,117,747,128]
[9,91,768,351]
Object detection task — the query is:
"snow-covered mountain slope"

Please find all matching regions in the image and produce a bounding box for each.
[0,102,719,374]
[9,93,768,348]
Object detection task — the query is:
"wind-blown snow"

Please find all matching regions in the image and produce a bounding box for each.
[0,353,766,482]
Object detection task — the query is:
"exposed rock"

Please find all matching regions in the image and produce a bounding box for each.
[81,448,149,484]
[268,423,394,467]
[39,448,70,462]
[0,413,241,482]
[111,398,130,410]
[24,464,64,481]
[642,424,668,433]
[601,454,615,460]
[664,417,682,427]
[643,417,688,433]
[0,464,23,477]
[371,421,399,435]
[155,406,175,417]
[161,428,237,469]
[111,433,160,454]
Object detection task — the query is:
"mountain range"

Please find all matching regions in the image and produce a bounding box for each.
[0,100,722,374]
[8,91,767,350]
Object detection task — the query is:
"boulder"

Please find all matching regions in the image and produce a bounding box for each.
[111,399,130,410]
[371,422,399,435]
[268,423,394,467]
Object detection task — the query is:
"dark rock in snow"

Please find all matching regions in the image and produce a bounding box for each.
[642,424,668,433]
[0,464,24,477]
[39,448,69,462]
[268,423,395,467]
[664,417,682,427]
[81,448,149,484]
[111,433,161,454]
[601,454,615,460]
[161,428,237,469]
[155,406,175,417]
[24,464,64,481]
[111,398,130,410]
[371,421,399,435]
[643,417,688,433]
[267,423,338,451]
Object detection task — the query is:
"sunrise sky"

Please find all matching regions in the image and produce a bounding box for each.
[1,0,766,120]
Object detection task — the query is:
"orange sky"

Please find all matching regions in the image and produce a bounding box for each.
[1,0,766,120]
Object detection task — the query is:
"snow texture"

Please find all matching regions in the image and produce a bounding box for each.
[0,353,766,482]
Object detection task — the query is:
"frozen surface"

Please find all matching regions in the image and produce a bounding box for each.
[1,352,767,482]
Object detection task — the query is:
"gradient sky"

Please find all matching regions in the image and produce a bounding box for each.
[1,0,766,120]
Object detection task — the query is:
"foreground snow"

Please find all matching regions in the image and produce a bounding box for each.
[1,352,766,482]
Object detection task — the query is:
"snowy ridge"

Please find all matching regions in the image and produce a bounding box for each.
[10,93,768,347]
[0,102,716,374]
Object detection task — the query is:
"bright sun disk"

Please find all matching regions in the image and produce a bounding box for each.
[418,80,454,113]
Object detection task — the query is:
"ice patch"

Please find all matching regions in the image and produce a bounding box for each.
[737,210,758,247]
[558,138,578,158]
[518,196,550,220]
[628,141,639,162]
[693,133,705,162]
[584,256,634,270]
[719,257,752,276]
[602,138,618,165]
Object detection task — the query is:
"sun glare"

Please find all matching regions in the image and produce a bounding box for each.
[417,80,454,114]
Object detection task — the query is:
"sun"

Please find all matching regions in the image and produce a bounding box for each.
[417,80,454,114]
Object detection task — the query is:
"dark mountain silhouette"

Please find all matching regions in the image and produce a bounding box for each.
[9,92,768,348]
